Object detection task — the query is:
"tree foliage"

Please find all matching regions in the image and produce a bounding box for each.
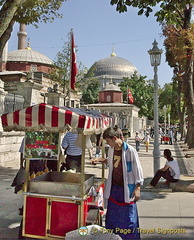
[0,0,65,55]
[161,7,194,145]
[119,73,155,119]
[49,36,71,94]
[163,24,194,71]
[81,79,100,104]
[49,32,86,96]
[158,82,181,124]
[110,0,192,23]
[111,0,194,147]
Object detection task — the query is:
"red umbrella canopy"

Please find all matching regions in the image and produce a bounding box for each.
[1,103,112,134]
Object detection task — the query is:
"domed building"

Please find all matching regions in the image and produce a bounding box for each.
[99,79,123,103]
[85,79,146,136]
[85,53,147,135]
[89,51,138,90]
[6,48,53,72]
[0,24,80,109]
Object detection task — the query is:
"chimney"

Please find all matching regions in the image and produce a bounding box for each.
[17,23,27,49]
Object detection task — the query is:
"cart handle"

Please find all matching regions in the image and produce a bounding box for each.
[23,192,84,201]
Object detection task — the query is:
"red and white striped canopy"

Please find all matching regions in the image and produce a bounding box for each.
[1,103,112,134]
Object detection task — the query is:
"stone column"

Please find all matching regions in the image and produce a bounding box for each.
[17,81,43,107]
[45,92,65,106]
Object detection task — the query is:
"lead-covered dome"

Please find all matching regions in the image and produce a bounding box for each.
[102,81,121,92]
[7,49,53,65]
[91,53,138,77]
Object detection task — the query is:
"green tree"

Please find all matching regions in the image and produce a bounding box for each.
[111,0,194,147]
[0,0,65,56]
[159,82,181,124]
[159,83,173,109]
[81,79,100,104]
[163,23,194,144]
[49,35,71,94]
[119,73,155,119]
[49,32,86,99]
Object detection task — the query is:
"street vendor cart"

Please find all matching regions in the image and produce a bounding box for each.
[1,103,112,239]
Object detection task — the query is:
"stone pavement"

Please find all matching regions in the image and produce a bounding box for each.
[129,138,194,239]
[0,167,23,240]
[0,137,194,239]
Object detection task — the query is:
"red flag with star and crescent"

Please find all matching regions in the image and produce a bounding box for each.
[127,88,134,104]
[70,31,78,90]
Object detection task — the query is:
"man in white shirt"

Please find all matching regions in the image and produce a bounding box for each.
[146,149,180,188]
[61,131,82,172]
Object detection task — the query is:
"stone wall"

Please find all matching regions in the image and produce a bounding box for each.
[0,131,24,168]
[0,79,24,168]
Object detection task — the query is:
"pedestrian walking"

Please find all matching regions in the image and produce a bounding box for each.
[141,131,151,152]
[113,124,124,140]
[168,128,173,145]
[95,133,102,158]
[174,129,178,142]
[135,131,141,151]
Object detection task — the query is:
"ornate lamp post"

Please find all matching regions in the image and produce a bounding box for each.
[168,113,171,128]
[163,105,167,135]
[148,40,163,174]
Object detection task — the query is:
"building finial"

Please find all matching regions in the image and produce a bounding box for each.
[25,38,31,50]
[111,43,116,57]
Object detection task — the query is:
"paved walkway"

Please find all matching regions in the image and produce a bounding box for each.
[129,138,194,239]
[0,137,194,239]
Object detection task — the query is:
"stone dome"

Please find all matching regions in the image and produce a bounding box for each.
[7,49,53,65]
[102,81,121,92]
[91,53,138,77]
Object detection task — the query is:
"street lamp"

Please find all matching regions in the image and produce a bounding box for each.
[168,113,170,128]
[163,105,167,134]
[148,40,163,174]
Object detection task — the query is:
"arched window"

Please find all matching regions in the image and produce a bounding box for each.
[107,95,111,102]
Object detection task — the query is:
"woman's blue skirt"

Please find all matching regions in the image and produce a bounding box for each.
[105,185,140,239]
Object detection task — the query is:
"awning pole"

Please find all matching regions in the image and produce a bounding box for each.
[79,132,86,227]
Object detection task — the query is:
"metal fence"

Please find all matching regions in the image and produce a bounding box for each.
[4,93,24,114]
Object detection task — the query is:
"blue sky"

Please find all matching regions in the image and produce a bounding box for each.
[8,0,174,86]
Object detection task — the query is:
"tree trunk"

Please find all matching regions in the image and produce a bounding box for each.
[182,5,194,148]
[0,0,24,38]
[176,75,186,140]
[179,105,186,140]
[183,54,194,148]
[185,115,194,149]
[0,19,15,57]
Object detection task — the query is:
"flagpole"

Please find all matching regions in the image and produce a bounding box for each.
[68,29,78,107]
[68,29,73,107]
[127,86,129,128]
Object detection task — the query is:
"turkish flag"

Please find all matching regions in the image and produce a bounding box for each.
[127,88,134,104]
[70,31,78,90]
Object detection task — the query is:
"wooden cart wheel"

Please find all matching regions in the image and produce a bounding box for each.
[86,208,102,226]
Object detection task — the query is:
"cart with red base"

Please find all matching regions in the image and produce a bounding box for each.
[162,135,170,144]
[1,103,112,239]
